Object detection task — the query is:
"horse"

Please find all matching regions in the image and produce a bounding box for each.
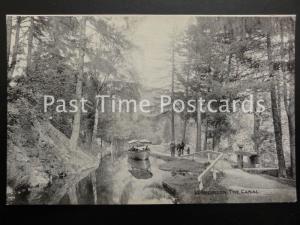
[176,142,185,156]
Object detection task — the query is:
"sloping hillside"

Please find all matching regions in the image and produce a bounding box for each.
[7,97,98,202]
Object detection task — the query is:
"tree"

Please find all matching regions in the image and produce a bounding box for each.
[253,90,261,153]
[196,95,202,152]
[26,17,34,74]
[181,65,190,143]
[7,16,12,62]
[70,17,87,151]
[281,18,295,178]
[8,16,21,80]
[81,16,136,151]
[163,120,171,143]
[266,30,287,178]
[170,35,176,155]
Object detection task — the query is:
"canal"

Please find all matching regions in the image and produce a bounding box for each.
[13,152,175,204]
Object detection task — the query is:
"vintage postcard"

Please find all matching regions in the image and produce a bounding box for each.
[7,15,296,204]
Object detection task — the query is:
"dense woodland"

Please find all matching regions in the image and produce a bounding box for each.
[7,15,295,194]
[168,17,295,179]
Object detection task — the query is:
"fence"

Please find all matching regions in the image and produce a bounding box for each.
[180,150,224,191]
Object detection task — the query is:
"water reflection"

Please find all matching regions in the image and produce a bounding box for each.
[68,185,78,204]
[128,158,153,179]
[92,154,174,204]
[14,152,174,204]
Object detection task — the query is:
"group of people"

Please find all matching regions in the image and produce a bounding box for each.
[170,141,190,157]
[129,145,150,152]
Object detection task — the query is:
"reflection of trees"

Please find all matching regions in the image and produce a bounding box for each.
[119,182,133,204]
[95,156,115,204]
[68,185,78,204]
[66,170,98,204]
[90,171,97,204]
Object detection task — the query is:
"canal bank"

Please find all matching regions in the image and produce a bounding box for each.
[10,152,176,204]
[10,142,233,204]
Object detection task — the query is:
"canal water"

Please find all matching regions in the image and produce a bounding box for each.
[13,153,175,204]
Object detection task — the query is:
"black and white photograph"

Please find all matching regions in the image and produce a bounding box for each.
[6,15,296,204]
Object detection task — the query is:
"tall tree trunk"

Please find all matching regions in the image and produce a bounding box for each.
[70,17,86,151]
[213,136,220,152]
[275,21,283,123]
[288,20,296,179]
[196,96,202,152]
[170,41,175,154]
[276,31,282,122]
[85,112,94,148]
[8,16,21,80]
[182,118,187,143]
[182,66,190,143]
[224,25,233,82]
[26,16,34,75]
[253,91,260,153]
[7,16,12,63]
[266,32,287,178]
[212,133,216,151]
[287,97,295,178]
[226,53,233,82]
[203,118,208,151]
[92,97,100,148]
[282,20,296,179]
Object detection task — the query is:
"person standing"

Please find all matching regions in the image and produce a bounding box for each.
[170,142,175,157]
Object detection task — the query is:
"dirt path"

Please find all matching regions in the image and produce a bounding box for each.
[220,168,297,203]
[148,147,297,203]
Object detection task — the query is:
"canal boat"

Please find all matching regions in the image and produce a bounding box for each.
[128,139,151,160]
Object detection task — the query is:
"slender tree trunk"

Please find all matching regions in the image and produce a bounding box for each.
[253,91,260,153]
[276,83,282,120]
[226,53,233,82]
[212,123,220,152]
[281,20,289,114]
[7,16,12,63]
[275,30,282,122]
[214,136,220,152]
[288,20,296,179]
[182,118,187,143]
[182,66,190,143]
[70,17,86,151]
[267,32,287,178]
[92,97,100,148]
[275,20,283,123]
[171,46,175,144]
[8,16,21,80]
[196,96,202,152]
[26,17,34,75]
[282,20,296,179]
[212,134,216,151]
[224,26,233,82]
[203,118,208,151]
[287,98,295,178]
[170,41,175,155]
[85,113,93,148]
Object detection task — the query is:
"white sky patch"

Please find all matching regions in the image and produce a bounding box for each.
[130,16,190,88]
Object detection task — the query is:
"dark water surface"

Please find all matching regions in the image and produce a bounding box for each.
[14,153,174,204]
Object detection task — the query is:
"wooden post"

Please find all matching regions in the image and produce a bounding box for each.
[199,179,203,191]
[213,168,217,180]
